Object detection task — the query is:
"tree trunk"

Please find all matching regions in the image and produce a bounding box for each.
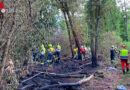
[90,20,97,67]
[89,0,101,67]
[64,2,81,59]
[94,1,101,67]
[62,10,74,57]
[59,1,81,59]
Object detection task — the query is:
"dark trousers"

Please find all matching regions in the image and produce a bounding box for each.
[48,52,53,60]
[33,53,38,62]
[111,56,115,64]
[40,54,45,63]
[56,50,61,60]
[111,56,115,60]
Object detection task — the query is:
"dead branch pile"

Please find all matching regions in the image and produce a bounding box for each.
[18,58,95,90]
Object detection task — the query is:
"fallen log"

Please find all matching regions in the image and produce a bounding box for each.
[18,84,34,90]
[21,72,43,83]
[38,74,94,90]
[79,62,91,68]
[21,71,88,83]
[31,77,52,86]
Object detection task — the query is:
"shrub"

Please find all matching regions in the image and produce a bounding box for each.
[98,32,122,61]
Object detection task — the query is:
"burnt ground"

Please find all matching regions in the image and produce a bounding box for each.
[17,57,130,90]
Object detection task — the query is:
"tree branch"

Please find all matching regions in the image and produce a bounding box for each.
[39,74,94,90]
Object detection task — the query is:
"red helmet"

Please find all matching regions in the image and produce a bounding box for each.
[122,45,126,48]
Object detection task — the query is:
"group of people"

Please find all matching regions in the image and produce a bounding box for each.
[73,45,89,60]
[32,43,129,74]
[110,45,129,74]
[32,43,88,65]
[32,43,61,65]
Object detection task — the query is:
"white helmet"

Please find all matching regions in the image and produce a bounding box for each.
[111,45,114,48]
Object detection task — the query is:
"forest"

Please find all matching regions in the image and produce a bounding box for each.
[0,0,130,90]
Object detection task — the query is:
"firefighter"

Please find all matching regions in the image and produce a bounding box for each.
[40,44,46,65]
[80,46,86,60]
[73,47,78,59]
[110,45,116,64]
[119,45,129,74]
[55,43,61,63]
[47,44,54,64]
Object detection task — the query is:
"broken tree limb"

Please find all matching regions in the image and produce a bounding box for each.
[79,62,91,68]
[18,84,34,90]
[21,72,43,83]
[39,74,94,90]
[21,71,89,83]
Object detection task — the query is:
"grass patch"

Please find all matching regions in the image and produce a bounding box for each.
[95,77,103,81]
[118,80,130,87]
[117,80,128,86]
[122,74,130,79]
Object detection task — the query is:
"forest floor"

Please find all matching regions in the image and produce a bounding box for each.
[89,62,130,90]
[18,57,130,90]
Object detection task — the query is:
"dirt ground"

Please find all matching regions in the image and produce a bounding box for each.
[88,63,130,90]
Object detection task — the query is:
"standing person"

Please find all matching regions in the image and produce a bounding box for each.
[40,44,46,65]
[73,47,78,59]
[119,45,129,74]
[32,46,38,63]
[56,43,61,63]
[47,44,54,65]
[80,46,86,60]
[110,45,116,64]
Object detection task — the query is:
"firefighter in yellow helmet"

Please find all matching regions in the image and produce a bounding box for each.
[40,44,46,65]
[73,47,78,59]
[55,43,61,63]
[47,44,54,64]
